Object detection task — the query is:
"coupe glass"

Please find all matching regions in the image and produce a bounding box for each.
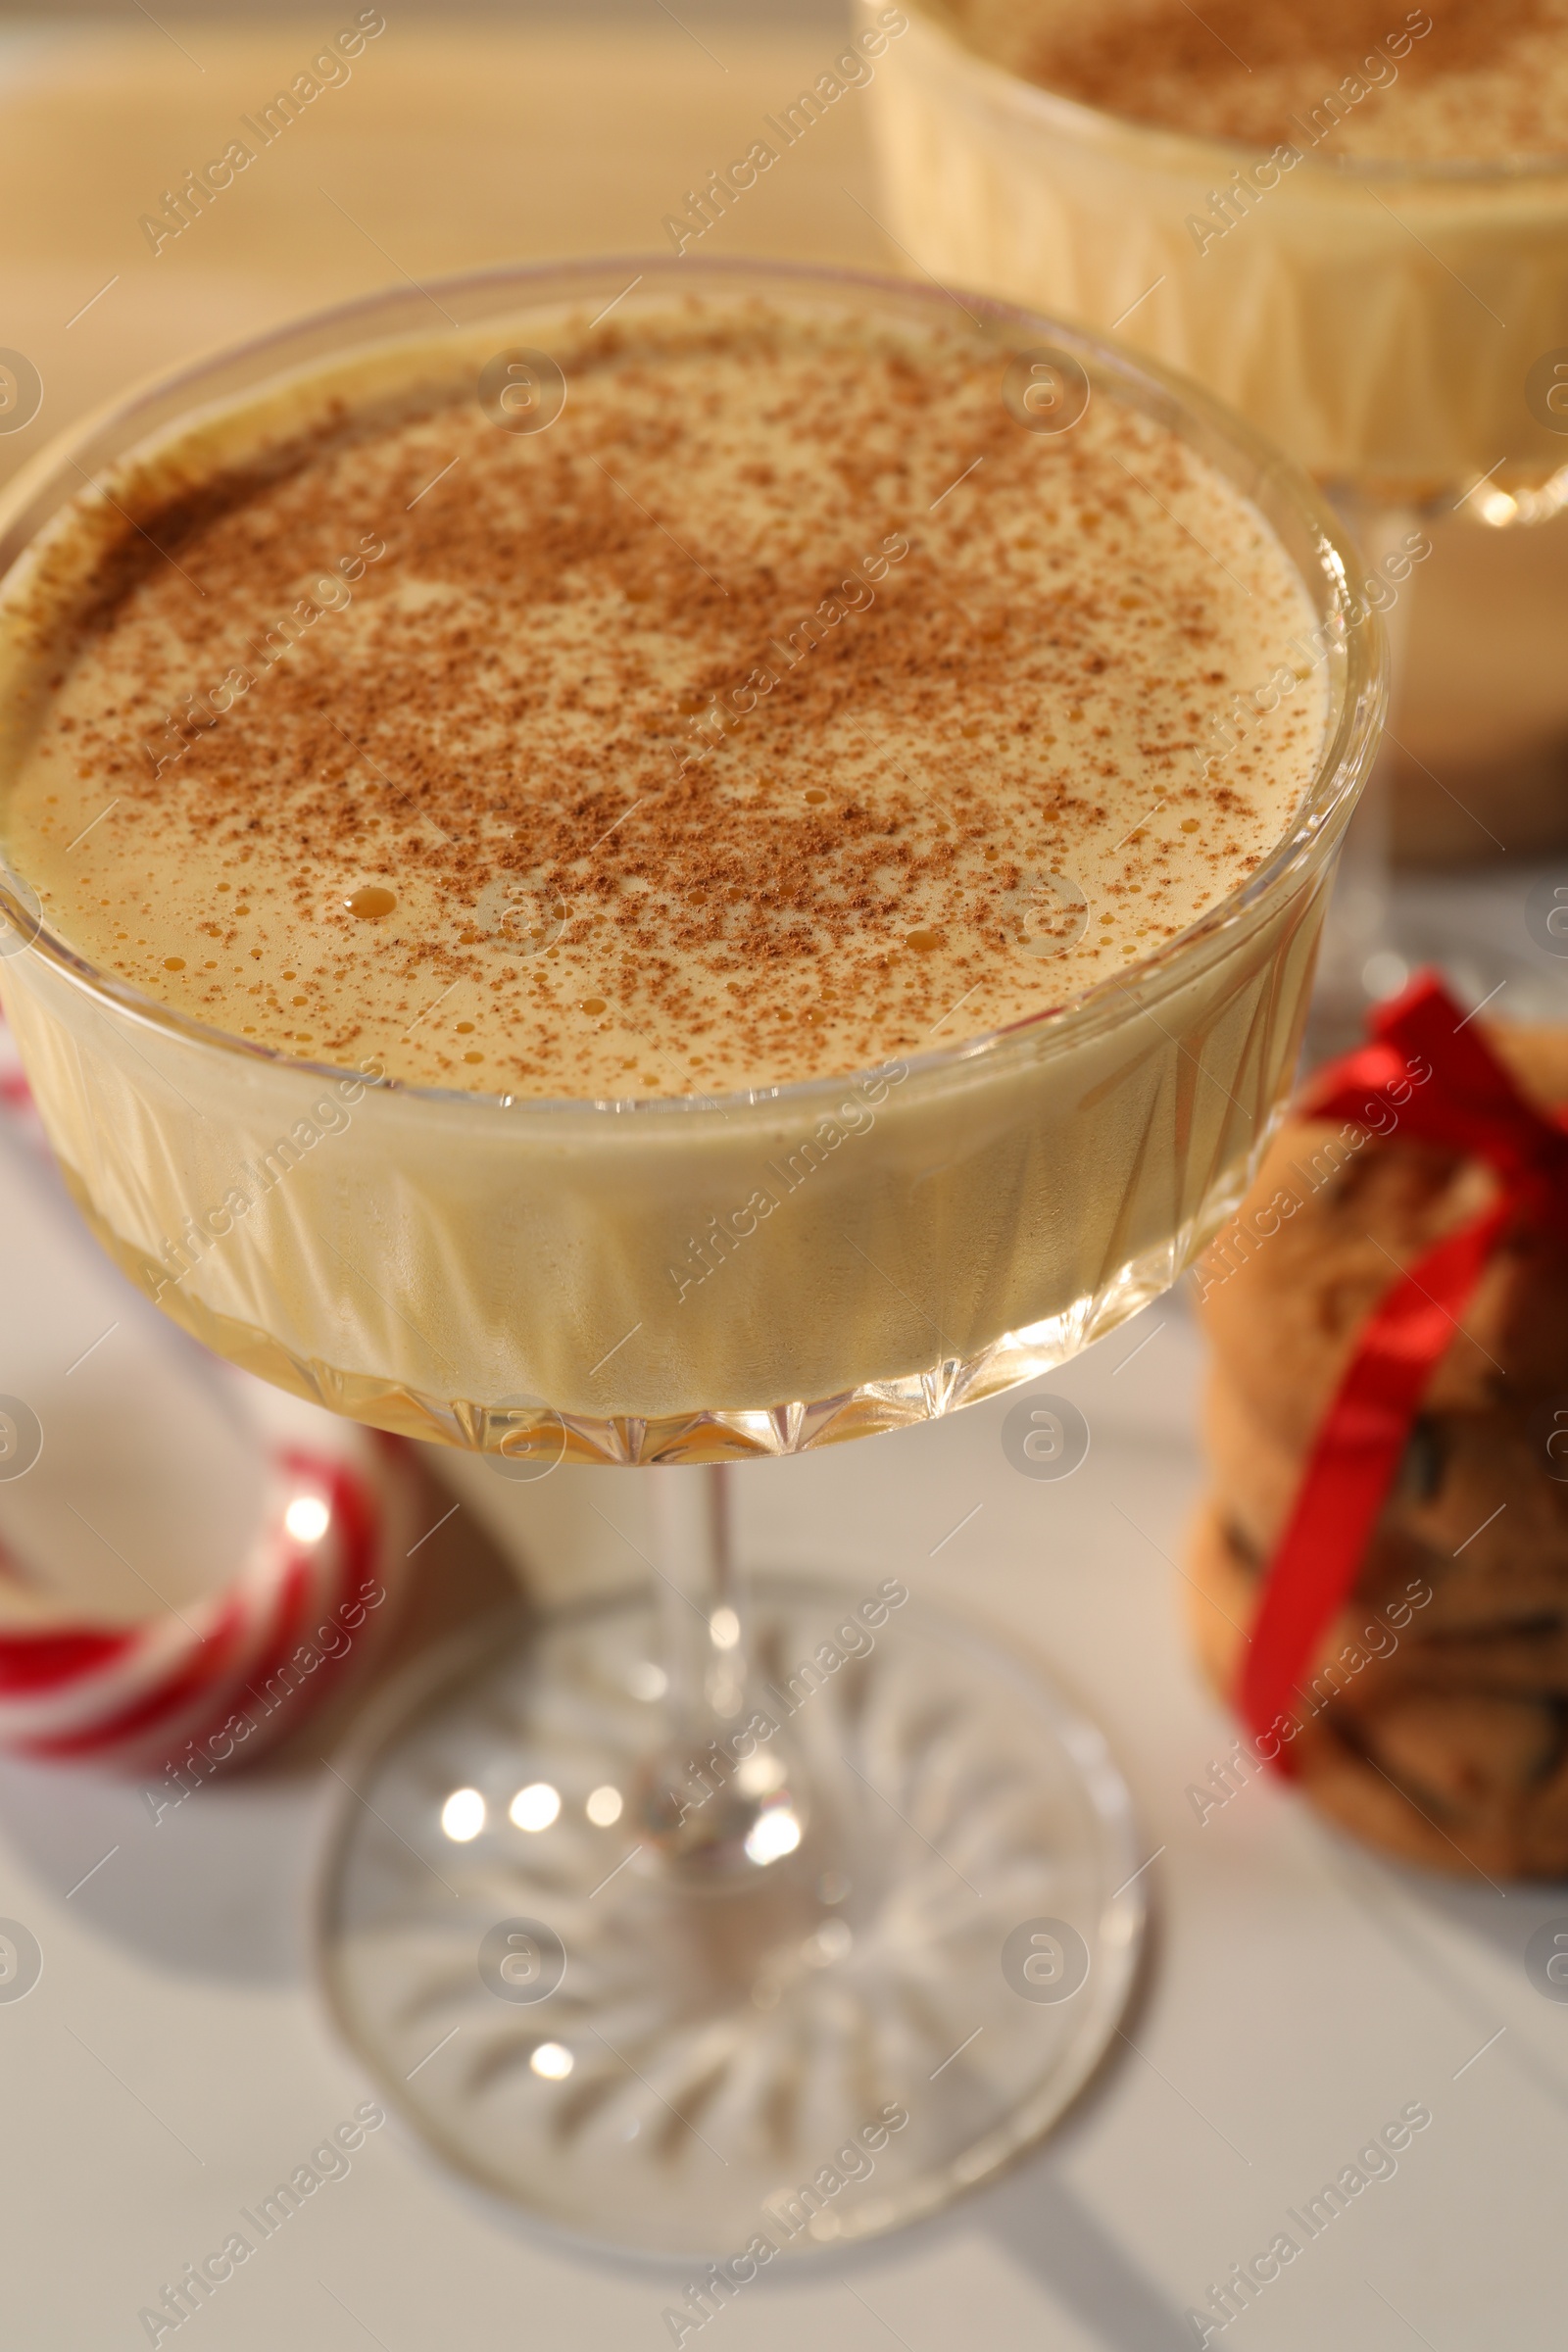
[0,259,1382,2257]
[864,0,1568,1032]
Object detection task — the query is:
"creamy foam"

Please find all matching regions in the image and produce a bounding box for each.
[2,305,1323,1100]
[956,0,1568,163]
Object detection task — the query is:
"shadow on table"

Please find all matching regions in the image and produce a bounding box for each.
[1323,1820,1567,1981]
[642,2155,1198,2352]
[1318,1824,1568,2130]
[965,1902,1193,2352]
[654,1901,1197,2352]
[0,1450,523,1987]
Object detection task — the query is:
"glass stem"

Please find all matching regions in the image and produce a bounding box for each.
[651,1461,749,1736]
[640,1463,805,1876]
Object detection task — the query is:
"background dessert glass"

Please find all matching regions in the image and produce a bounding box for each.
[0,259,1382,2256]
[863,0,1568,1028]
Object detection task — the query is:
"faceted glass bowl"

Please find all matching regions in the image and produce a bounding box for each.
[0,258,1383,1464]
[864,0,1568,495]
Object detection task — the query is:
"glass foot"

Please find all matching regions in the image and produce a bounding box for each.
[317,1575,1146,2260]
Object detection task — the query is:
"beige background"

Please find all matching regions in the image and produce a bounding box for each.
[0,20,884,449]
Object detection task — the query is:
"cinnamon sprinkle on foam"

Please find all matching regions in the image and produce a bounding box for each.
[2,304,1325,1097]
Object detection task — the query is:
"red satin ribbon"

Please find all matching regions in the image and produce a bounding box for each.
[1236,971,1568,1770]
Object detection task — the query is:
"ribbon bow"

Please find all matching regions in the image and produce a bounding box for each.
[1237,970,1568,1767]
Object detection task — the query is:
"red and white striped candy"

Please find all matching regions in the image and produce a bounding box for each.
[0,1009,425,1773]
[0,1416,416,1775]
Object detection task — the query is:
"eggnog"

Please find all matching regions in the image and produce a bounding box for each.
[0,279,1371,1446]
[5,306,1322,1098]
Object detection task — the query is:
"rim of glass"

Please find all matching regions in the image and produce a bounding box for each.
[899,0,1568,186]
[0,252,1384,1125]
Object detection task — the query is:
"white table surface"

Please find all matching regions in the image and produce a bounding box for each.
[0,13,1564,2345]
[3,1241,1565,2351]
